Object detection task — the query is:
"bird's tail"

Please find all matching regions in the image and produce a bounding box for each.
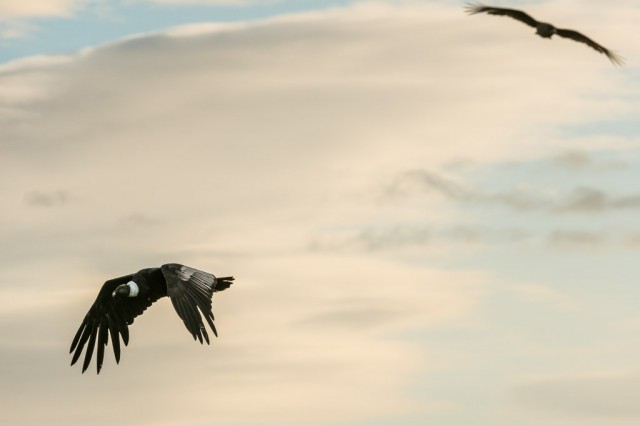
[215,276,235,292]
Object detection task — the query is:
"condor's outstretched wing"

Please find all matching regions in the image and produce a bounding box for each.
[161,263,234,345]
[465,3,539,28]
[556,28,624,66]
[69,274,160,374]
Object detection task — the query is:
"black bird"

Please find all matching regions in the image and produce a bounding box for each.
[465,3,624,66]
[70,263,234,374]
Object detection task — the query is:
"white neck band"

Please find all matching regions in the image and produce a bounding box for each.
[127,281,139,297]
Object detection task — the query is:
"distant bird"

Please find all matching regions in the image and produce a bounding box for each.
[465,3,623,66]
[70,263,234,374]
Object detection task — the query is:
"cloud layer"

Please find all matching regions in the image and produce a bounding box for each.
[1,2,639,426]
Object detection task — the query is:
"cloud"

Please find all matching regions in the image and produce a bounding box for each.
[511,373,640,422]
[556,187,640,213]
[309,224,432,252]
[0,0,81,19]
[389,169,470,200]
[0,21,37,39]
[0,5,508,423]
[388,169,554,212]
[1,2,639,425]
[622,233,640,248]
[548,229,605,247]
[308,223,535,254]
[25,190,70,207]
[508,283,581,312]
[552,149,594,169]
[548,149,628,172]
[116,212,156,227]
[387,169,550,212]
[0,254,487,425]
[390,169,640,215]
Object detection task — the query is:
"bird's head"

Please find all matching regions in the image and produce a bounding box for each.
[112,284,130,298]
[111,280,140,298]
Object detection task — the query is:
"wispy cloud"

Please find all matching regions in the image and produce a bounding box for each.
[308,223,535,253]
[508,283,581,312]
[549,149,628,172]
[548,229,605,248]
[0,0,81,19]
[24,190,70,207]
[0,21,37,39]
[511,373,640,422]
[388,169,552,212]
[556,187,640,213]
[390,169,640,214]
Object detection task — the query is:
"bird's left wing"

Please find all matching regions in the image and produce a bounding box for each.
[69,274,158,374]
[555,28,624,66]
[161,264,231,345]
[465,3,539,28]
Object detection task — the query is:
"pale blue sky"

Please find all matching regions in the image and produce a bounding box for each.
[1,1,639,425]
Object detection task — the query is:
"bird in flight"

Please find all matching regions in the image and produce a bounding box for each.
[465,3,624,66]
[70,263,234,374]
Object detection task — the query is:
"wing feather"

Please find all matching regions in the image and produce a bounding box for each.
[107,315,121,364]
[96,320,109,374]
[69,273,160,374]
[172,296,200,342]
[82,324,98,374]
[70,322,85,354]
[161,263,232,345]
[70,323,91,366]
[556,28,624,66]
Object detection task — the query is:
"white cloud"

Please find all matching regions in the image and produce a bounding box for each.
[0,254,485,425]
[508,283,581,312]
[510,372,640,425]
[0,21,39,39]
[0,0,81,19]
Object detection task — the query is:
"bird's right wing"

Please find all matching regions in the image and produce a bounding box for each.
[555,28,624,66]
[465,3,539,28]
[161,263,234,345]
[69,274,159,374]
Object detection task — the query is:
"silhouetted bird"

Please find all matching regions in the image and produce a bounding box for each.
[465,3,623,66]
[70,263,234,374]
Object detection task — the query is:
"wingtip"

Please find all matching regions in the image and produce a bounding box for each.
[610,55,625,67]
[463,2,482,14]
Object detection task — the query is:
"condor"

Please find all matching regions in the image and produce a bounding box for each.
[70,263,234,374]
[465,3,623,66]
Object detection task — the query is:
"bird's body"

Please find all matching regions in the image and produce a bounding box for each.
[534,22,556,39]
[70,263,234,374]
[465,3,623,66]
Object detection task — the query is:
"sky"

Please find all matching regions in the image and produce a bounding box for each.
[1,0,639,425]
